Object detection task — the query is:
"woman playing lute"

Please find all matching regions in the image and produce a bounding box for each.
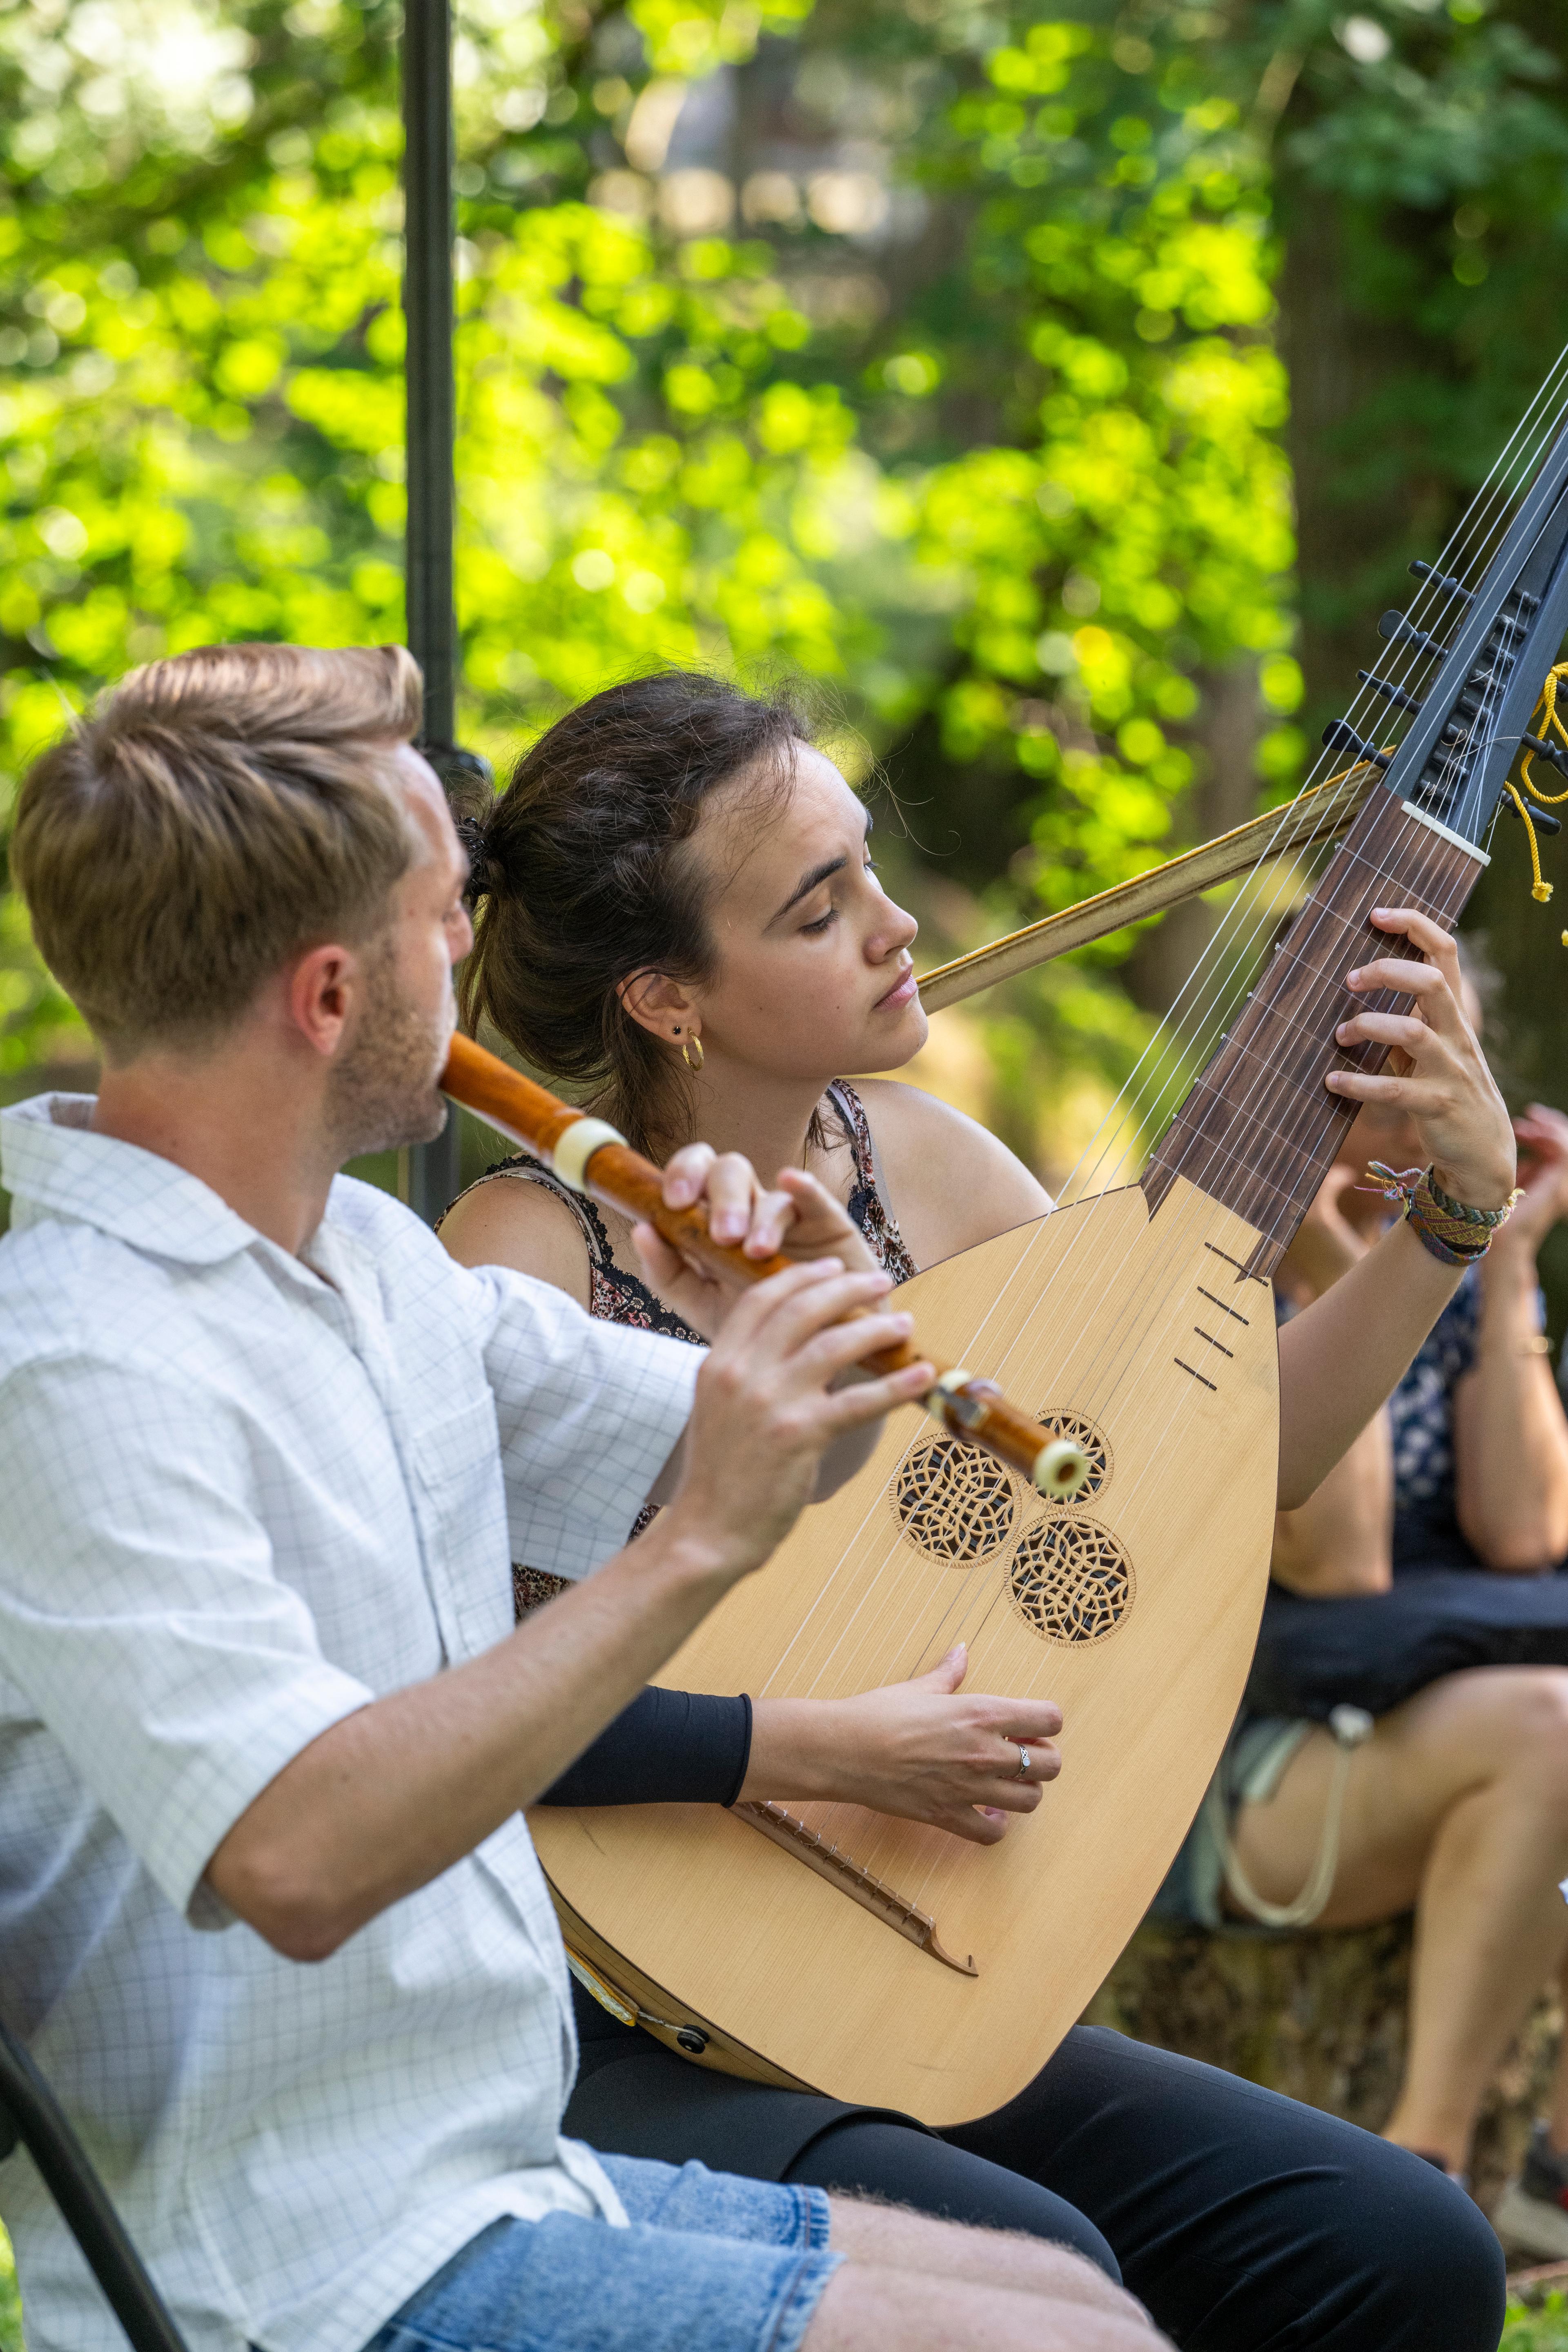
[439,669,1516,2349]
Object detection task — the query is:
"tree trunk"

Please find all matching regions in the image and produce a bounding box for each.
[1277,203,1452,751]
[1124,659,1263,1016]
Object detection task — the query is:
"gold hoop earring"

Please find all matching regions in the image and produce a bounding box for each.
[681,1034,704,1072]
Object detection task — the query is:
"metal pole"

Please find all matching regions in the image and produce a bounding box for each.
[402,0,462,1222]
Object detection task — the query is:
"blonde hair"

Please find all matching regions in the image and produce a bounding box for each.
[12,642,423,1058]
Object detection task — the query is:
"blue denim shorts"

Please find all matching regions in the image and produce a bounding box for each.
[365,2155,841,2352]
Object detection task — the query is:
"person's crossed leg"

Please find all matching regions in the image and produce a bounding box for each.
[367,2158,1162,2352]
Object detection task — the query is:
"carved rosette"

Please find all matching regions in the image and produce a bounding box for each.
[1009,1515,1134,1644]
[894,1436,1016,1563]
[888,1407,1132,1646]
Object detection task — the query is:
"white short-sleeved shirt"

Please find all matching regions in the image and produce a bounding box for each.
[0,1096,701,2352]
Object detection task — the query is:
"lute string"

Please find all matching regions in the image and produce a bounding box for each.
[799,381,1568,1872]
[884,534,1561,1910]
[887,666,1539,1913]
[882,797,1480,1925]
[755,361,1568,1900]
[804,790,1452,1903]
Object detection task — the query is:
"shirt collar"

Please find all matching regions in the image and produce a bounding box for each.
[1,1094,269,1267]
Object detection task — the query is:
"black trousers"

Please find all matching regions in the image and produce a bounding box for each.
[564,2006,1505,2352]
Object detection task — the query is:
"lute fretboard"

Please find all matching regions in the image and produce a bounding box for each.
[1141,785,1485,1278]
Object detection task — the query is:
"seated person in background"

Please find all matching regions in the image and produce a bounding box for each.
[1272,1105,1568,1594]
[0,644,1162,2352]
[1166,958,1568,2241]
[438,667,1515,2352]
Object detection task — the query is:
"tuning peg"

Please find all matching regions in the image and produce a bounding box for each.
[1408,559,1537,614]
[1521,729,1568,779]
[1504,796,1563,835]
[1379,610,1451,661]
[1409,559,1475,604]
[1452,672,1502,714]
[1358,669,1423,715]
[1322,719,1391,769]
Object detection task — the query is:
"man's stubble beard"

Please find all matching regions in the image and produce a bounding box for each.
[326,933,455,1161]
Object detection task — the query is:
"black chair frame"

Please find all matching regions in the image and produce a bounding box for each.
[0,2020,189,2352]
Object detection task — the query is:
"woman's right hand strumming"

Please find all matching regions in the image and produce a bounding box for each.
[739,1643,1063,1845]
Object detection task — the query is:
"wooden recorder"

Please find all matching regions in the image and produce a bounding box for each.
[441,1032,1090,1501]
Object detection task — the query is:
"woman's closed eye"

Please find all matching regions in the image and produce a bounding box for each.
[799,854,878,937]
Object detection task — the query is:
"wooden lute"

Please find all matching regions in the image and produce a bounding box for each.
[518,419,1568,2124]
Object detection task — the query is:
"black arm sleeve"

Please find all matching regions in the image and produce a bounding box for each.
[537,1686,753,1808]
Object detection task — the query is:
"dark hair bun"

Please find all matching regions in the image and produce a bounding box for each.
[460,670,811,1154]
[452,811,506,906]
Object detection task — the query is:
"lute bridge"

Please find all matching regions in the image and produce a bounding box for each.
[733,1800,978,1976]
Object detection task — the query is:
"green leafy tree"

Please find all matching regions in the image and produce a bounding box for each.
[2,0,1563,1269]
[0,0,1293,1178]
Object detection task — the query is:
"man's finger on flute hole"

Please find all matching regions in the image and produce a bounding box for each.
[660,1140,717,1207]
[773,1293,913,1386]
[790,1298,915,1376]
[697,1149,765,1246]
[742,1186,796,1258]
[713,1259,894,1357]
[820,1364,935,1432]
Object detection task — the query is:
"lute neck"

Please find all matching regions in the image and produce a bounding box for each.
[1140,783,1487,1278]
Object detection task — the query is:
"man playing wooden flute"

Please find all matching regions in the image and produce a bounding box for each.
[0,643,1163,2352]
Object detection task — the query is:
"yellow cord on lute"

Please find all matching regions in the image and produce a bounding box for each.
[1503,780,1555,903]
[1512,661,1568,914]
[1521,662,1568,804]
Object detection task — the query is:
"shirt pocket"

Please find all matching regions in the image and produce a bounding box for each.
[407,1393,512,1659]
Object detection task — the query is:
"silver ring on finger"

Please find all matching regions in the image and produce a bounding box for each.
[1013,1742,1030,1780]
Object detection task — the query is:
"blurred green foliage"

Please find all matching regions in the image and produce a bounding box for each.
[0,0,1564,1189]
[0,2226,18,2352]
[0,0,1292,1119]
[1504,2290,1568,2352]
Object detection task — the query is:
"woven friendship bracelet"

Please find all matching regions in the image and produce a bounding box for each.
[1423,1167,1523,1229]
[1362,1161,1523,1267]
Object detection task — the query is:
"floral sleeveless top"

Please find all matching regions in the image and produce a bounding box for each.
[449,1082,916,1615]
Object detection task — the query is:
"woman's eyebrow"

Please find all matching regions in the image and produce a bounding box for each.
[766,811,872,926]
[770,854,845,925]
